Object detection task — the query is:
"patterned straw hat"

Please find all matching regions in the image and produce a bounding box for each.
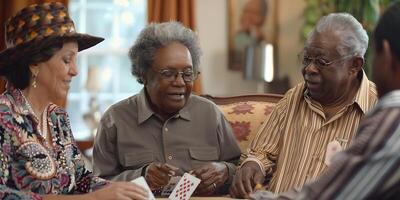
[0,2,104,68]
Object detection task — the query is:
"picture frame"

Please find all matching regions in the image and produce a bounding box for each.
[228,0,279,72]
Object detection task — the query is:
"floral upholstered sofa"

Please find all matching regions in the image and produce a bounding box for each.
[202,93,283,152]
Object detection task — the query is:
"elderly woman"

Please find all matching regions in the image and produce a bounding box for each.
[0,2,147,200]
[92,21,241,196]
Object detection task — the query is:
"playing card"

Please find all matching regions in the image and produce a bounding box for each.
[131,176,156,200]
[168,173,201,200]
[325,140,342,166]
[161,176,181,196]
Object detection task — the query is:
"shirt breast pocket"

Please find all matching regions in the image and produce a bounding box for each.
[189,147,219,168]
[123,151,154,169]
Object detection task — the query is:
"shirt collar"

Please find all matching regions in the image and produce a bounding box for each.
[137,89,192,124]
[352,70,373,114]
[303,70,373,114]
[137,89,154,124]
[178,98,192,120]
[5,84,35,116]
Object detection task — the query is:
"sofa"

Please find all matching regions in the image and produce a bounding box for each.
[202,93,283,152]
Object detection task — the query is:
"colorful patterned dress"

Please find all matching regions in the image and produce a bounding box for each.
[0,85,107,200]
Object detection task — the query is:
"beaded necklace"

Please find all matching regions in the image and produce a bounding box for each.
[20,92,48,140]
[41,106,48,140]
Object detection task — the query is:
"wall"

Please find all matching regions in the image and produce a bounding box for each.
[196,0,306,96]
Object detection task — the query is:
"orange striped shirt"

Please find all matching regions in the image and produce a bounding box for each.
[241,73,378,193]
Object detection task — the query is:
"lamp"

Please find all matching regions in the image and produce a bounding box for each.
[244,42,274,83]
[83,66,103,137]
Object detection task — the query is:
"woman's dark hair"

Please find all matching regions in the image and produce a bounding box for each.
[1,38,75,89]
[374,2,400,59]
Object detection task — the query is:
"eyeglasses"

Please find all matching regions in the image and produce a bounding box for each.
[156,68,199,82]
[298,51,354,69]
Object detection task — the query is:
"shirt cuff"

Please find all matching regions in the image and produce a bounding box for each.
[222,161,236,185]
[141,164,150,177]
[241,157,267,177]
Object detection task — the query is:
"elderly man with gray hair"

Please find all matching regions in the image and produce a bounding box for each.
[92,21,241,196]
[230,13,378,198]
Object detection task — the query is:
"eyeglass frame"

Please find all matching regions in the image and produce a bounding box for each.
[298,50,356,70]
[153,68,200,82]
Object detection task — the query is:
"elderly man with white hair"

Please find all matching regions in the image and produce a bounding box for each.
[230,13,378,198]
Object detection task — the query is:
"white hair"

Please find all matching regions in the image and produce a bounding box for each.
[306,13,369,57]
[128,21,202,84]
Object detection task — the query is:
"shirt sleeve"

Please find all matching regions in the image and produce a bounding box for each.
[241,91,289,176]
[0,106,43,200]
[0,186,43,200]
[0,149,43,200]
[92,112,144,181]
[72,143,108,193]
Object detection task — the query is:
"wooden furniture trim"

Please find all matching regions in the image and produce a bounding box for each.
[76,140,94,153]
[201,93,283,105]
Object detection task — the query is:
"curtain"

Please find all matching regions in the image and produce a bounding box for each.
[0,0,68,107]
[148,0,202,94]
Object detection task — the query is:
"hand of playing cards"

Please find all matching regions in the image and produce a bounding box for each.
[167,173,201,200]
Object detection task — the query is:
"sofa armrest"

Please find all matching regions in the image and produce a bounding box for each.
[202,94,283,152]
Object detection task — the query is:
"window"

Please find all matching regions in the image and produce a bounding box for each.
[68,0,146,140]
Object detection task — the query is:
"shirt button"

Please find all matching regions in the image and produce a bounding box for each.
[168,155,173,160]
[165,127,168,132]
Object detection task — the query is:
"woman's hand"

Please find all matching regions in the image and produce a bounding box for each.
[191,162,228,196]
[87,182,148,200]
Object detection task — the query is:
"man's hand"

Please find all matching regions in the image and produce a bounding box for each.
[145,163,176,190]
[191,162,229,196]
[229,161,265,198]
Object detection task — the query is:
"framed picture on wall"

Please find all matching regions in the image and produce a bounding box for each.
[228,0,279,74]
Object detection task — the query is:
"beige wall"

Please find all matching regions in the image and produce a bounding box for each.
[196,0,306,96]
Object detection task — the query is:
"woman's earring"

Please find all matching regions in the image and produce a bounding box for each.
[32,72,38,88]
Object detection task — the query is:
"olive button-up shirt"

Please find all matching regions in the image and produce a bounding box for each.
[92,90,241,187]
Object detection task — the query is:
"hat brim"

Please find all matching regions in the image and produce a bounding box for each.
[73,33,105,52]
[0,33,104,68]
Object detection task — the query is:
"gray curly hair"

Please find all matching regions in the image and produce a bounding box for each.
[306,13,369,58]
[128,21,202,84]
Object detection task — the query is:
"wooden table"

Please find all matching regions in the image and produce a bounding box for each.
[157,197,245,200]
[76,139,94,152]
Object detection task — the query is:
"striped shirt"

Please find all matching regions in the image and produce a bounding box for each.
[242,73,378,193]
[251,90,400,200]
